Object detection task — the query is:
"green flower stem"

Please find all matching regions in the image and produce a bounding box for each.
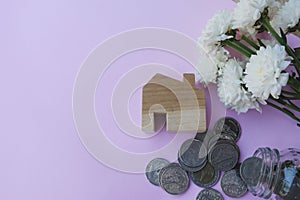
[262,18,300,75]
[223,40,252,58]
[280,95,300,101]
[267,100,300,125]
[241,35,260,50]
[282,90,300,97]
[286,46,300,75]
[271,96,300,112]
[261,18,283,43]
[288,99,300,110]
[233,40,257,55]
[288,78,300,93]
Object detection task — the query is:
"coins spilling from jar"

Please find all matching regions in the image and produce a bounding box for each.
[145,117,248,199]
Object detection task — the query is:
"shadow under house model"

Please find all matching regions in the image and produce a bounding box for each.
[142,73,206,133]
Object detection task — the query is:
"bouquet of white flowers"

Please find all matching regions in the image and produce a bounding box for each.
[197,0,300,126]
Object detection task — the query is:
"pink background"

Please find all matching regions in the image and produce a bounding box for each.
[1,0,299,200]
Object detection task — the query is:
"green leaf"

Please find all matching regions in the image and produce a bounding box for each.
[257,39,266,48]
[295,47,300,59]
[280,28,287,44]
[288,77,300,93]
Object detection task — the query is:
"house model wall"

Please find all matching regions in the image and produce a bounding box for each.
[142,73,206,133]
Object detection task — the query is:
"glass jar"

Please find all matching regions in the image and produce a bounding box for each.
[241,147,300,200]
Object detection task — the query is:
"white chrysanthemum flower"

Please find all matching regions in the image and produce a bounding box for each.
[260,38,280,47]
[232,0,269,35]
[244,44,290,102]
[267,0,285,19]
[217,59,261,113]
[199,10,233,51]
[196,9,233,85]
[271,0,300,33]
[196,44,229,85]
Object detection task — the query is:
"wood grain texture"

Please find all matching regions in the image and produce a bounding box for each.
[142,73,206,133]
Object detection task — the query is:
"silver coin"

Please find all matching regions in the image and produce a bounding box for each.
[214,117,241,142]
[221,169,248,198]
[240,157,263,187]
[158,163,180,186]
[145,158,170,186]
[159,163,189,195]
[178,149,207,172]
[178,154,207,172]
[190,162,220,188]
[196,188,224,200]
[209,140,240,171]
[207,131,235,152]
[178,139,207,168]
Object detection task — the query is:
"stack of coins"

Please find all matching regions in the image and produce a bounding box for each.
[178,135,220,189]
[211,117,247,198]
[145,117,248,199]
[178,138,207,172]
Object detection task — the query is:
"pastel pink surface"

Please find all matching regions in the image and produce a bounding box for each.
[1,1,299,200]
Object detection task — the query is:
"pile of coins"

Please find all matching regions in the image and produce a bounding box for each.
[145,117,248,199]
